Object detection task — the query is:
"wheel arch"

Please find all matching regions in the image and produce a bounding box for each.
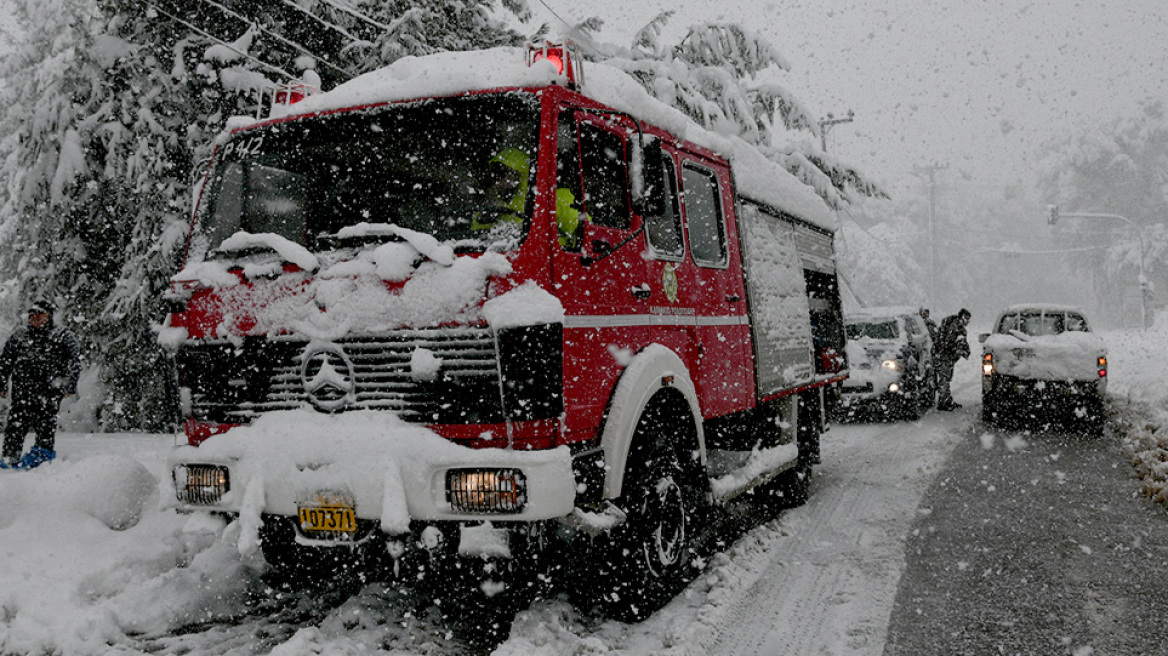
[599,344,705,500]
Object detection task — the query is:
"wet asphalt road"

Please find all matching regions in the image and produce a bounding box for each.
[884,418,1168,656]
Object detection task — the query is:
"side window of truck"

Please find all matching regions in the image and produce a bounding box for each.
[557,112,585,250]
[644,152,684,259]
[681,163,728,266]
[578,121,631,230]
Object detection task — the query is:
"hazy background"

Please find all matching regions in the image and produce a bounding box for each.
[533,0,1168,187]
[530,0,1168,327]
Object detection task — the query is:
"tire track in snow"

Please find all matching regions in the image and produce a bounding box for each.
[704,413,968,656]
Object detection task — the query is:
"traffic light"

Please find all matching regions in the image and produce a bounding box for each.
[1046,204,1060,225]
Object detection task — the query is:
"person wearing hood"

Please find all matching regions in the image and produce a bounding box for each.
[934,308,972,411]
[0,301,80,468]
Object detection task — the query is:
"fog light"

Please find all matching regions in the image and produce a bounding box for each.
[173,464,230,504]
[447,468,527,514]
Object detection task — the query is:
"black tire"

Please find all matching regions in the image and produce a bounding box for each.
[757,396,816,509]
[771,453,812,508]
[981,394,997,425]
[579,401,707,622]
[1081,392,1106,436]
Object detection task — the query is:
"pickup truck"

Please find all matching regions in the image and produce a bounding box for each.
[979,304,1107,432]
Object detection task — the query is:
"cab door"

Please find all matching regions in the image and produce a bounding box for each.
[551,109,652,441]
[673,158,753,417]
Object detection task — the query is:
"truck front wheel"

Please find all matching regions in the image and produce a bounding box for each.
[578,401,708,621]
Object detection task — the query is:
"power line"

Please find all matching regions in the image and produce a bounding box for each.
[276,0,367,47]
[148,4,295,80]
[536,0,577,32]
[314,0,395,32]
[194,0,357,80]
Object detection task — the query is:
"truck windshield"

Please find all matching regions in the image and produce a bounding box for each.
[191,93,540,258]
[846,320,899,340]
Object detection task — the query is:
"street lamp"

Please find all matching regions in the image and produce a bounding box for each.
[1047,205,1149,328]
[819,110,854,153]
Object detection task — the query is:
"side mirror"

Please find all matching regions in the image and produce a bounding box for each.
[632,136,667,217]
[978,333,989,343]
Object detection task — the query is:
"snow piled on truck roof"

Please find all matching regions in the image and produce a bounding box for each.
[268,46,835,231]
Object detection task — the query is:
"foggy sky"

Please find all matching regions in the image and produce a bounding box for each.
[533,0,1168,191]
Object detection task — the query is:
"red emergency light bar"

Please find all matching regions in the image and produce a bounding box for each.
[527,41,583,90]
[268,80,320,116]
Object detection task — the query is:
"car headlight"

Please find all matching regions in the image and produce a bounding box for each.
[881,359,904,371]
[173,464,230,505]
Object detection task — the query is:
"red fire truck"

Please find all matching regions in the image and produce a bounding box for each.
[164,43,847,618]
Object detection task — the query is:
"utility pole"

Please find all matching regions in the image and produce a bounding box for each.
[1046,205,1149,329]
[912,163,948,310]
[818,110,854,153]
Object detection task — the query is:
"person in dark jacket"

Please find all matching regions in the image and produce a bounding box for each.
[919,307,938,343]
[934,308,971,410]
[0,301,81,468]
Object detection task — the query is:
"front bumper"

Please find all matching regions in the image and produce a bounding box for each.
[164,410,577,548]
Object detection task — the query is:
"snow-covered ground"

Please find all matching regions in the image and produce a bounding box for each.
[0,323,1164,655]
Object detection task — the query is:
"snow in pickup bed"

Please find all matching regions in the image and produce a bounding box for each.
[983,330,1106,381]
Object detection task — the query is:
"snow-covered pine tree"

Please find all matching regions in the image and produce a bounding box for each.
[0,0,209,430]
[0,0,540,431]
[338,0,534,74]
[574,13,884,207]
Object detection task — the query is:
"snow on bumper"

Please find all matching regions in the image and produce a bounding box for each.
[163,409,576,532]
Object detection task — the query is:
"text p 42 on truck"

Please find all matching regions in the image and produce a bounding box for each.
[161,43,848,620]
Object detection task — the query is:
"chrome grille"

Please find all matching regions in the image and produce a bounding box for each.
[182,326,502,424]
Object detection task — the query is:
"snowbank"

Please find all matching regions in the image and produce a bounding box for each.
[1105,322,1168,508]
[0,438,256,655]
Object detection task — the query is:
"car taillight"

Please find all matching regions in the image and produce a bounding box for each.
[1098,356,1107,378]
[982,353,994,375]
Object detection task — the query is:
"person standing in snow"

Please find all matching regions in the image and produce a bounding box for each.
[919,307,938,343]
[0,301,81,468]
[933,308,971,411]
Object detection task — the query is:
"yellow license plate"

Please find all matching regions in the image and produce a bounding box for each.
[297,505,357,533]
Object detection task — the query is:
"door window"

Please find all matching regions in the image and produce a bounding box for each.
[681,164,727,266]
[578,122,630,230]
[644,153,683,259]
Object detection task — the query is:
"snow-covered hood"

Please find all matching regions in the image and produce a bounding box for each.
[162,230,564,344]
[983,331,1106,381]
